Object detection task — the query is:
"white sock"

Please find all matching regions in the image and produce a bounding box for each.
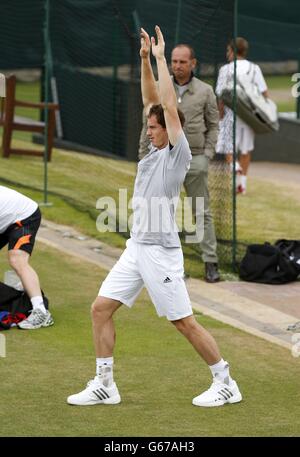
[96,357,114,387]
[235,161,242,173]
[209,359,233,385]
[236,173,242,189]
[241,175,247,189]
[30,296,47,313]
[230,161,242,173]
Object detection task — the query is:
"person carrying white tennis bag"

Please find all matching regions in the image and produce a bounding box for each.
[216,37,278,195]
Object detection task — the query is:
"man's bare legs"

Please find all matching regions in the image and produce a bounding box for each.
[239,152,251,192]
[225,153,233,166]
[225,152,250,194]
[239,152,251,175]
[91,296,122,357]
[172,315,242,406]
[171,315,232,382]
[10,249,54,329]
[67,296,122,405]
[91,301,228,385]
[8,249,41,298]
[91,296,122,387]
[92,300,229,381]
[68,300,242,406]
[171,315,221,365]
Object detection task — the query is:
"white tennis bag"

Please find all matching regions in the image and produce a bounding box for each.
[221,63,279,134]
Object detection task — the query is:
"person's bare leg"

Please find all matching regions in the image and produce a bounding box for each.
[225,152,233,165]
[172,315,221,365]
[10,249,54,329]
[8,249,41,298]
[239,152,251,175]
[172,315,242,406]
[91,296,122,357]
[239,152,251,193]
[67,296,122,405]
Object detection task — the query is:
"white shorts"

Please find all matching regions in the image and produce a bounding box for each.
[99,238,193,321]
[236,117,255,154]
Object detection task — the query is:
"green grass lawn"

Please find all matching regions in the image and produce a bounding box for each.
[15,81,41,119]
[265,75,297,112]
[237,178,300,244]
[264,75,294,91]
[276,101,296,112]
[0,243,299,437]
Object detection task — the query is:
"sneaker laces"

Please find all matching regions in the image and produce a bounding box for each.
[86,376,102,389]
[86,375,113,390]
[207,378,229,394]
[25,308,47,325]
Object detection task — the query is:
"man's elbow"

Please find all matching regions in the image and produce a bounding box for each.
[206,122,219,132]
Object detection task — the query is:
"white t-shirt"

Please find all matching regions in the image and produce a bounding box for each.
[0,186,38,234]
[131,132,192,247]
[174,83,189,103]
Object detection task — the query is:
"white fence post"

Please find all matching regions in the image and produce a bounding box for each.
[0,334,6,358]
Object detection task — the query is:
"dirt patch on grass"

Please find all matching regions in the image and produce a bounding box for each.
[269,88,294,103]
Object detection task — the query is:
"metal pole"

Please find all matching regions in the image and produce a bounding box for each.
[41,0,52,206]
[112,16,119,155]
[232,0,238,270]
[297,59,300,119]
[174,0,182,46]
[132,9,141,78]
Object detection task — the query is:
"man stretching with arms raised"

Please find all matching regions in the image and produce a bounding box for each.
[67,26,242,408]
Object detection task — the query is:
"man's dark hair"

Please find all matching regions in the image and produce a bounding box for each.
[148,104,185,128]
[229,37,249,58]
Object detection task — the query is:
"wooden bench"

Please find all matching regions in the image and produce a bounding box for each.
[0,74,59,161]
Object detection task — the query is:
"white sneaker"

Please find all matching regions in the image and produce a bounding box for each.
[192,379,242,407]
[17,308,54,330]
[67,376,121,406]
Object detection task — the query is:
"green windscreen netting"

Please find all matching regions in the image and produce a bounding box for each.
[239,0,300,62]
[48,0,235,268]
[0,0,235,269]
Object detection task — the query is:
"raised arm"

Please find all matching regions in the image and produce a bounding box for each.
[151,25,182,146]
[140,27,160,115]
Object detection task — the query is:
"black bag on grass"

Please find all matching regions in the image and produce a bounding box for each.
[239,242,300,284]
[275,239,300,277]
[0,281,49,315]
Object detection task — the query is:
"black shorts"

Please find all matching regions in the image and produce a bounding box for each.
[0,208,41,255]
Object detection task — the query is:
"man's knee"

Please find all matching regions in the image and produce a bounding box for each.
[171,314,197,334]
[91,296,121,320]
[8,249,29,271]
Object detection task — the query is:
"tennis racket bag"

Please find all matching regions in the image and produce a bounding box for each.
[221,62,279,134]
